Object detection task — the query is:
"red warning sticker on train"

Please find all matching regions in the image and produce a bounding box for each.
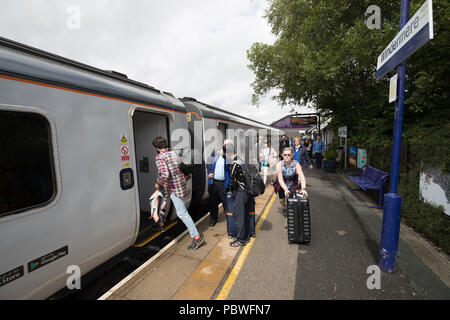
[121,145,130,161]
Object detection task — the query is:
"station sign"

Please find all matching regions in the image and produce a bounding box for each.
[389,74,398,103]
[338,126,347,138]
[290,116,317,126]
[357,148,368,169]
[349,146,357,166]
[376,0,433,80]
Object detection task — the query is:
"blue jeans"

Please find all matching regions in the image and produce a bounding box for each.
[314,152,322,169]
[170,194,199,238]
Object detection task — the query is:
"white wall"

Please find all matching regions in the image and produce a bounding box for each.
[419,167,450,216]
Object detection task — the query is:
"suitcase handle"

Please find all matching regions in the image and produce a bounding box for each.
[294,192,307,199]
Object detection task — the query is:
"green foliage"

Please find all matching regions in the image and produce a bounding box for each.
[399,169,450,254]
[325,141,338,160]
[249,0,450,251]
[324,148,338,161]
[248,0,450,171]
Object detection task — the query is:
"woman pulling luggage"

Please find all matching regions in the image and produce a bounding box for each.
[274,147,308,222]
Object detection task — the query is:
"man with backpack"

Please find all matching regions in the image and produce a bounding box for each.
[224,143,265,247]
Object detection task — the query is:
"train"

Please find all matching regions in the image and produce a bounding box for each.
[0,37,284,299]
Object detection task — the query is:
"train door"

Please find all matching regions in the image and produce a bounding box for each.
[132,110,170,234]
[218,122,228,141]
[187,113,207,204]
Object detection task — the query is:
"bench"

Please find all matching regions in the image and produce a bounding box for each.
[348,165,389,209]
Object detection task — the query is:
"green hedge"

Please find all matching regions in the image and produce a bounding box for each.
[399,169,450,254]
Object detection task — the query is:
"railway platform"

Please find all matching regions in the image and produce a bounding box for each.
[99,185,274,300]
[99,169,450,301]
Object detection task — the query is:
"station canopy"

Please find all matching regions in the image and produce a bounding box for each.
[270,114,318,137]
[271,113,320,137]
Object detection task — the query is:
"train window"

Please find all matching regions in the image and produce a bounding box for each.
[0,111,56,217]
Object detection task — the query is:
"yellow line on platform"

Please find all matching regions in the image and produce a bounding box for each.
[216,192,276,300]
[134,221,178,248]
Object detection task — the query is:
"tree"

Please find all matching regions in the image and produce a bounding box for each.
[248,0,450,253]
[248,0,449,164]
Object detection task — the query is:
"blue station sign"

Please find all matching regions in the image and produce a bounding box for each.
[376,0,434,80]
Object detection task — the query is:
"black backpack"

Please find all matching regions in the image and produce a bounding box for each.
[232,162,265,198]
[179,162,193,177]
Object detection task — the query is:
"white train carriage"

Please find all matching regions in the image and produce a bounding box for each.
[0,37,192,299]
[0,37,283,299]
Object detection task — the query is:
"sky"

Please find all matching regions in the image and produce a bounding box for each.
[0,0,315,125]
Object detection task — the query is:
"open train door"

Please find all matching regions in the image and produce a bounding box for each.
[132,110,176,238]
[217,122,228,142]
[181,98,208,204]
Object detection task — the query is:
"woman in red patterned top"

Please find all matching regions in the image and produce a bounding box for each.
[152,137,204,251]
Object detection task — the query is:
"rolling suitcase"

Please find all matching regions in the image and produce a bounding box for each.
[226,193,256,238]
[287,193,311,244]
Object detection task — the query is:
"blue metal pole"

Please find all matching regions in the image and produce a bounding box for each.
[379,0,410,273]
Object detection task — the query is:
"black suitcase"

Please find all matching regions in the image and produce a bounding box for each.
[287,194,311,244]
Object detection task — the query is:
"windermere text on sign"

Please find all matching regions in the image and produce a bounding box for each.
[376,0,433,80]
[379,16,420,65]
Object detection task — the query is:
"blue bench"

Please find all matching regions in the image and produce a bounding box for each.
[348,165,389,209]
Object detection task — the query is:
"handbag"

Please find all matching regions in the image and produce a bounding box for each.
[149,190,167,223]
[272,178,280,194]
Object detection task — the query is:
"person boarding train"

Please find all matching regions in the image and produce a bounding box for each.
[152,137,205,251]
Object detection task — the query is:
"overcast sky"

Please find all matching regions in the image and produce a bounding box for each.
[0,0,315,124]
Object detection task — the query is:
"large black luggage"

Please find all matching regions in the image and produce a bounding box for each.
[287,194,311,244]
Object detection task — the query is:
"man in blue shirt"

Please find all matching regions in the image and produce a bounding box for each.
[313,136,325,169]
[206,140,232,226]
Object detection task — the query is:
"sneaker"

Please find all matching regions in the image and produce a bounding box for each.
[229,240,246,247]
[188,234,205,251]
